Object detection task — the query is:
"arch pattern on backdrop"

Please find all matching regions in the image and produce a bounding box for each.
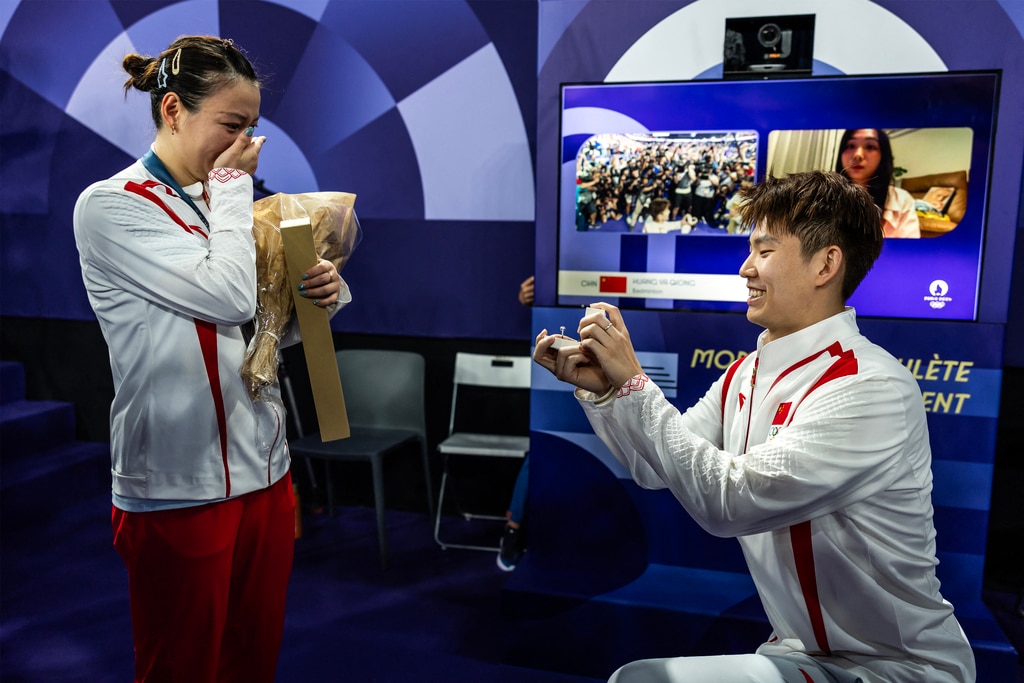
[0,0,534,221]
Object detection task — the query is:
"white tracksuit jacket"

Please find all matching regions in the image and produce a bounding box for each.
[74,157,348,503]
[580,309,975,682]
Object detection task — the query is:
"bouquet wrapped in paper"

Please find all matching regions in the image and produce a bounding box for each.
[242,192,360,400]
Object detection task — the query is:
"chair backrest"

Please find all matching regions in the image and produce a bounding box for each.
[448,353,531,435]
[452,353,532,389]
[336,349,426,434]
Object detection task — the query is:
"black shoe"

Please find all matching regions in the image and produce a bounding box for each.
[497,525,523,572]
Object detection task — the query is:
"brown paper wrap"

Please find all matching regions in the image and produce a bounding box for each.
[242,192,360,400]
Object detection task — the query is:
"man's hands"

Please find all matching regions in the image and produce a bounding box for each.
[533,329,611,395]
[532,303,644,396]
[577,303,644,388]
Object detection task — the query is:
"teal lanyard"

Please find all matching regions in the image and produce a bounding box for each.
[141,149,210,230]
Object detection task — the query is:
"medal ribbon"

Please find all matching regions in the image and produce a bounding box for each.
[141,149,210,230]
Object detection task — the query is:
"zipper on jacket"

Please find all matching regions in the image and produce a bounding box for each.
[741,356,759,453]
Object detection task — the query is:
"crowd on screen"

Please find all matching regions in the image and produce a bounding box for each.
[574,133,757,233]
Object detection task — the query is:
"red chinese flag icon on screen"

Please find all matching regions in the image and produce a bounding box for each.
[599,276,628,293]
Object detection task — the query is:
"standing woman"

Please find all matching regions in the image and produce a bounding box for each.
[835,128,921,238]
[73,35,348,682]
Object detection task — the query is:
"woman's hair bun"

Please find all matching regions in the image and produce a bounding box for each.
[122,53,157,93]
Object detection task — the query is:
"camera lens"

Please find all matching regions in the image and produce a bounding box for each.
[758,23,781,47]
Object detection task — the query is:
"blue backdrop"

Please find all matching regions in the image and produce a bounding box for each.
[0,0,539,340]
[1,0,1022,677]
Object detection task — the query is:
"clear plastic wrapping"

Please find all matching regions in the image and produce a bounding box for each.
[242,192,360,400]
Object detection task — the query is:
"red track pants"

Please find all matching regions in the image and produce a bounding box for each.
[112,473,294,683]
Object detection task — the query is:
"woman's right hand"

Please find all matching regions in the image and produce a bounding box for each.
[215,129,266,175]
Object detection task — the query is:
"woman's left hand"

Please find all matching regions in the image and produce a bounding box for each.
[297,258,342,307]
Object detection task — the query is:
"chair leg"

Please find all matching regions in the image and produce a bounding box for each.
[433,465,450,549]
[370,457,388,570]
[433,454,504,553]
[420,443,435,519]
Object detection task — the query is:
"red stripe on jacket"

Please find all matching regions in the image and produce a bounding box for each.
[123,180,209,238]
[791,520,830,654]
[194,322,230,497]
[784,341,860,656]
[124,178,229,495]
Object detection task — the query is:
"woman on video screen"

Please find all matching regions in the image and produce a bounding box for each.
[836,128,920,238]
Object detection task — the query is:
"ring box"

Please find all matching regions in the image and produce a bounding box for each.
[550,307,608,348]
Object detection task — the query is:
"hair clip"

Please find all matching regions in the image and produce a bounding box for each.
[157,58,168,89]
[170,47,181,76]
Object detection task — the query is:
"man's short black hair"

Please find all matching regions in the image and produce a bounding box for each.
[737,171,884,300]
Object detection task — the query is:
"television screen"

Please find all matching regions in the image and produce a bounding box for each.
[556,71,1000,321]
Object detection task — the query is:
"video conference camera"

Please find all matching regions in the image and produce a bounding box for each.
[723,14,815,79]
[757,22,791,59]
